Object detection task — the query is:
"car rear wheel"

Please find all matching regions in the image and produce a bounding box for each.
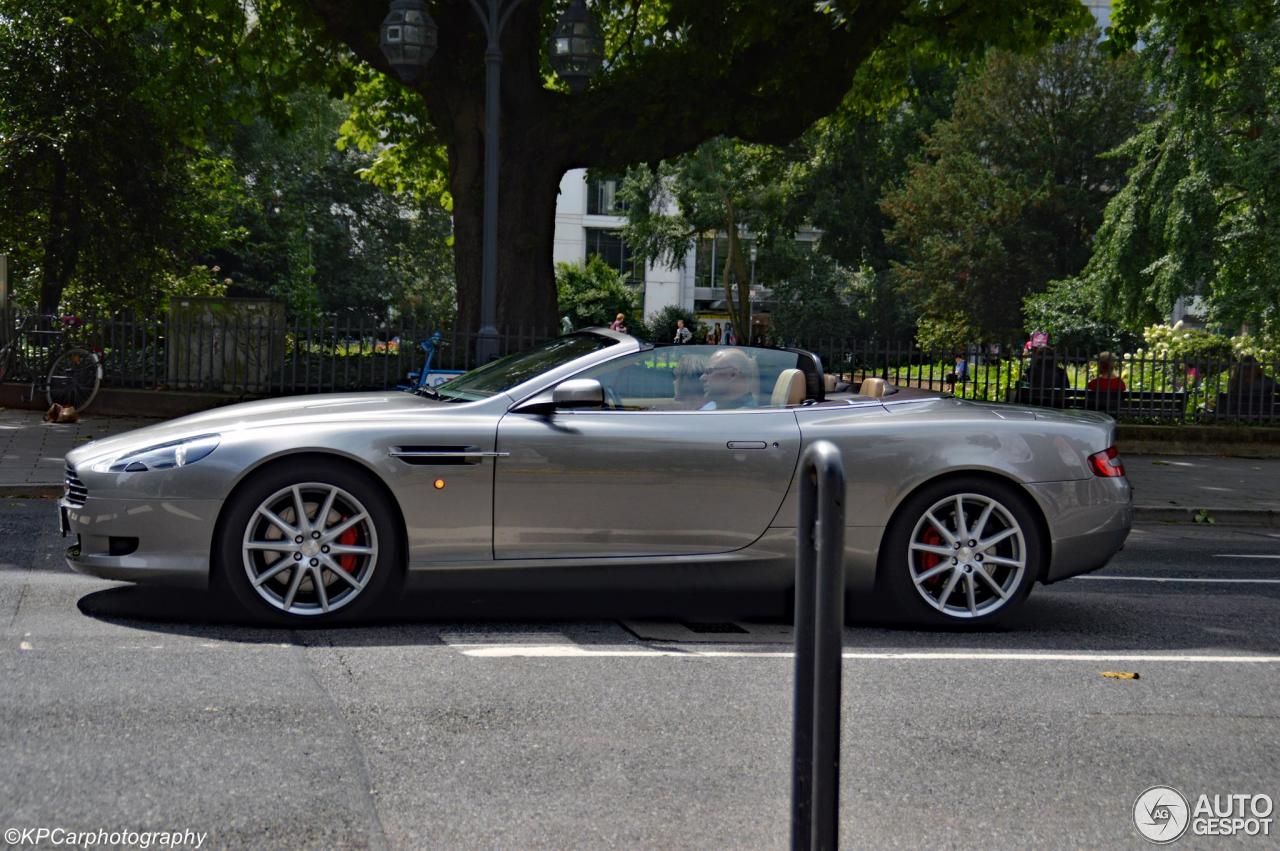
[880,478,1041,626]
[217,461,402,623]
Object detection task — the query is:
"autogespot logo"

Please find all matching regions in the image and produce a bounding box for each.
[1134,786,1191,844]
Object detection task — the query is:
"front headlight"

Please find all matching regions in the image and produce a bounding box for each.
[94,434,221,473]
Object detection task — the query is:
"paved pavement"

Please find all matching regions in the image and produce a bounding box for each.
[0,408,159,492]
[1,407,1279,523]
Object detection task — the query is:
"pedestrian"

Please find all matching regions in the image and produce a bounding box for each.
[1025,346,1069,393]
[712,322,722,345]
[945,352,968,393]
[673,318,692,345]
[1086,352,1125,392]
[560,315,573,335]
[609,313,627,333]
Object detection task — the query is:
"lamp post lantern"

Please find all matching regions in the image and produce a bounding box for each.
[379,0,438,83]
[382,0,603,363]
[549,0,605,93]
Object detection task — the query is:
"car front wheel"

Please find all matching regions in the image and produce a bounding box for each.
[881,478,1041,626]
[217,461,402,623]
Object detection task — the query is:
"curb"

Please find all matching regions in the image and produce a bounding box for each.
[1131,505,1280,527]
[0,485,62,499]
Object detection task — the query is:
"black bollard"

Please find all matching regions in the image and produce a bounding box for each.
[791,440,845,851]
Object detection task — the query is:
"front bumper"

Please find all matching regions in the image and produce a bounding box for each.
[61,495,222,588]
[1026,477,1133,583]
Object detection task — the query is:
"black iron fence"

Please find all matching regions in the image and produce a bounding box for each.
[0,305,555,397]
[801,338,1280,425]
[4,306,1278,424]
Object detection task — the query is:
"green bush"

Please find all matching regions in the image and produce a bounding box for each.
[645,304,700,345]
[555,256,640,331]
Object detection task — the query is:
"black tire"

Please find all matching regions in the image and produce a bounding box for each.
[215,459,404,625]
[46,348,101,411]
[879,476,1042,627]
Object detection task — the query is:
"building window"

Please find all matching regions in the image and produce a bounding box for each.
[585,228,644,285]
[586,175,628,216]
[696,234,760,287]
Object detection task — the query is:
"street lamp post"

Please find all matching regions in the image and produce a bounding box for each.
[382,0,602,364]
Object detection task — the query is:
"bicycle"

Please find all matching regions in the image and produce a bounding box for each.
[395,331,462,394]
[0,314,103,412]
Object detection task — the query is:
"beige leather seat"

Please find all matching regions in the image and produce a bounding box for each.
[860,377,888,398]
[770,368,807,407]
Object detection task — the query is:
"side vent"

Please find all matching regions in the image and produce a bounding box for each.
[389,446,509,466]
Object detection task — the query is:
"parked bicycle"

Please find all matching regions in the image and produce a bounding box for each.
[0,314,102,412]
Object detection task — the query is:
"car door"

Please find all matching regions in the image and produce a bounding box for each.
[492,346,803,559]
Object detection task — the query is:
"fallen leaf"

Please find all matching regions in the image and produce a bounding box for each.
[1102,671,1140,680]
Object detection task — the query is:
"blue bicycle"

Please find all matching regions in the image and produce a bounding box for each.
[397,331,462,395]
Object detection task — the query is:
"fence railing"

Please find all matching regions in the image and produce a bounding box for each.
[4,306,1278,424]
[800,339,1280,425]
[0,305,555,397]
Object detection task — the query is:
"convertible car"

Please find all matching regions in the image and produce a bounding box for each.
[62,330,1131,625]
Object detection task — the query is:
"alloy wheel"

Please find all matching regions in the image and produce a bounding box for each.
[907,492,1027,619]
[241,483,379,616]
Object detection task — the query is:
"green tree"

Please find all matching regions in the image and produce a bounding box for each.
[211,88,455,321]
[302,0,1091,332]
[555,256,639,330]
[1082,7,1280,334]
[0,2,242,313]
[618,138,793,337]
[796,64,959,273]
[646,304,701,345]
[881,32,1149,343]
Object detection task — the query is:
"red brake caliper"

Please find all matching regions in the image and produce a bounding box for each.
[337,518,359,573]
[919,527,943,589]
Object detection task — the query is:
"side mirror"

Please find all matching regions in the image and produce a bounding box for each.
[552,378,605,408]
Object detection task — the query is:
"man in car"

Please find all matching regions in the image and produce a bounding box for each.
[699,347,758,410]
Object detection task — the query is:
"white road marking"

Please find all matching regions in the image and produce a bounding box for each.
[459,645,1280,662]
[1073,575,1280,584]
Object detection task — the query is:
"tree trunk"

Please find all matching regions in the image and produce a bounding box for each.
[39,156,79,315]
[722,205,751,339]
[448,129,561,336]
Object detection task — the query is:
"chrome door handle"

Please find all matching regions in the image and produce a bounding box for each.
[726,441,769,450]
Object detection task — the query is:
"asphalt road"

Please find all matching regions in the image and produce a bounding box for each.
[1,500,1278,850]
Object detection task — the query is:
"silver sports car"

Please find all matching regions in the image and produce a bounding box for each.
[62,330,1131,625]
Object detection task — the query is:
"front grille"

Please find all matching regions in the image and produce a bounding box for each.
[64,464,87,506]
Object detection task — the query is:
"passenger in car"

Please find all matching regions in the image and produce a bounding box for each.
[699,348,758,410]
[673,353,709,409]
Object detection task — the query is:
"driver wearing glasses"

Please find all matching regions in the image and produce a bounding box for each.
[699,348,758,410]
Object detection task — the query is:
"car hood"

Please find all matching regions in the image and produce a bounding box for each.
[66,391,446,468]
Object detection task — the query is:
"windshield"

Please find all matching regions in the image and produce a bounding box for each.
[434,333,621,401]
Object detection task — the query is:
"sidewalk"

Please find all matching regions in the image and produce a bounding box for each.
[1,407,1278,525]
[0,408,161,495]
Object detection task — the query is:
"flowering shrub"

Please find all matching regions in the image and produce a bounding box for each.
[1138,322,1233,362]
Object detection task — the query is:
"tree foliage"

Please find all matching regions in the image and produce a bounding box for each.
[881,32,1149,344]
[210,88,454,321]
[554,256,639,331]
[1083,6,1280,335]
[0,1,243,313]
[618,138,794,337]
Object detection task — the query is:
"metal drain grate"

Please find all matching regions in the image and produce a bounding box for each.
[680,621,749,634]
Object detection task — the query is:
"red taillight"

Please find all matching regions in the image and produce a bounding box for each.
[1088,446,1125,478]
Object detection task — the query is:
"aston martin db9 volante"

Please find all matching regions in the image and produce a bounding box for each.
[62,330,1131,625]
